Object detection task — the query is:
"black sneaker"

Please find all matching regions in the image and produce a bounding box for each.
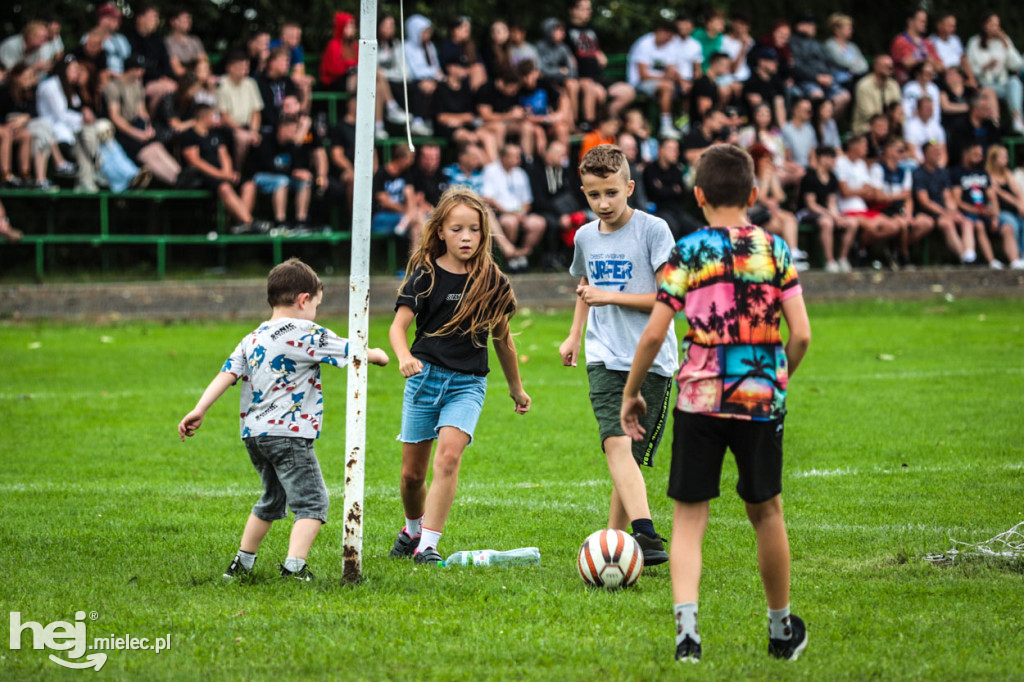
[631,532,669,566]
[413,547,444,565]
[768,614,808,660]
[223,554,254,580]
[389,528,421,559]
[279,563,316,581]
[675,635,702,663]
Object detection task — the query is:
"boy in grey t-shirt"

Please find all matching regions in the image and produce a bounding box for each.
[560,144,678,565]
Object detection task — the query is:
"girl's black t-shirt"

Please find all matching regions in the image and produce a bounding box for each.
[395,263,512,376]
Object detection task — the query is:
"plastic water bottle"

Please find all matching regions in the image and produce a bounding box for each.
[444,548,541,567]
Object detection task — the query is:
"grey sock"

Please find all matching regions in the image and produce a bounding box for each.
[237,550,256,570]
[284,557,306,573]
[769,606,792,640]
[674,603,700,645]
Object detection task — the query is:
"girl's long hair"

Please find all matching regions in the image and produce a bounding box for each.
[985,143,1008,179]
[398,186,517,344]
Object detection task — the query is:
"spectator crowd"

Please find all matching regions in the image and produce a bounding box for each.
[1,2,1024,271]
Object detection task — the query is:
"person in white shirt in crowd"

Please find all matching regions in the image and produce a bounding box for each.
[0,21,54,75]
[480,143,546,273]
[403,14,444,137]
[903,96,946,165]
[719,10,753,97]
[902,62,942,129]
[966,12,1024,134]
[36,55,102,191]
[627,22,692,140]
[835,134,902,251]
[930,11,977,87]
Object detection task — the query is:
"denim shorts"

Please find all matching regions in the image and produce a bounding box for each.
[371,211,403,235]
[399,362,487,444]
[244,436,329,523]
[253,172,310,194]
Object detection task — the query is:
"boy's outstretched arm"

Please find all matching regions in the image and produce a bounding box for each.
[559,276,590,366]
[178,371,237,441]
[782,294,811,376]
[621,301,675,440]
[493,318,531,414]
[367,348,390,366]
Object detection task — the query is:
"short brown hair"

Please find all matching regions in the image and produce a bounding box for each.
[693,145,754,209]
[579,144,629,180]
[267,258,322,307]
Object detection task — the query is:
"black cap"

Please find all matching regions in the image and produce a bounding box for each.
[126,53,147,70]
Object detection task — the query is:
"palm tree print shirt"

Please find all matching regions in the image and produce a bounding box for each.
[657,226,802,421]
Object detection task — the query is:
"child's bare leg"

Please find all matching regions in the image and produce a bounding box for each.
[239,513,273,553]
[608,486,629,530]
[604,436,651,524]
[399,440,433,519]
[745,495,790,609]
[421,426,470,532]
[671,500,710,604]
[287,518,322,560]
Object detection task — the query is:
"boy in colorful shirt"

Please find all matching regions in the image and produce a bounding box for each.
[178,258,388,581]
[621,144,811,663]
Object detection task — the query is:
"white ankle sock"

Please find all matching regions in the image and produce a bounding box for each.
[418,527,442,551]
[674,603,700,644]
[405,516,422,536]
[284,557,306,573]
[769,606,792,639]
[237,550,256,570]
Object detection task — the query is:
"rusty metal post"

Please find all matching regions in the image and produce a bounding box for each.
[342,0,378,583]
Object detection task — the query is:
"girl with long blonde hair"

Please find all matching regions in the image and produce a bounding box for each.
[388,186,531,564]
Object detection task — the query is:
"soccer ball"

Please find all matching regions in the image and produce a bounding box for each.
[577,529,644,589]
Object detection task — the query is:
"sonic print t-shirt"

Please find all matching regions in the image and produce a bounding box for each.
[570,209,678,377]
[657,226,802,421]
[222,318,349,439]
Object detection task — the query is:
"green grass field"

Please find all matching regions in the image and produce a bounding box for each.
[2,297,1023,680]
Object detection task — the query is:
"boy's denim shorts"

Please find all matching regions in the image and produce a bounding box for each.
[244,436,329,523]
[399,362,487,444]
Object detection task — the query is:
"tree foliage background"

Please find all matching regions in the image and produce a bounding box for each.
[1,1,1023,66]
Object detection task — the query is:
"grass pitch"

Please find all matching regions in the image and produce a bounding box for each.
[2,297,1023,680]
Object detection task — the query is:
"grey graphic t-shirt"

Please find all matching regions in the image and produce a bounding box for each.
[570,210,679,377]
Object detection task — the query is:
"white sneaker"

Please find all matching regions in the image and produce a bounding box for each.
[658,123,681,140]
[989,260,1005,270]
[410,118,433,137]
[962,249,977,264]
[794,259,810,272]
[1013,117,1024,136]
[1010,258,1024,270]
[375,127,390,140]
[792,247,809,260]
[824,260,841,273]
[838,258,852,273]
[386,105,409,125]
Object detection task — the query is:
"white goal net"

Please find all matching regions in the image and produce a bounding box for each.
[925,521,1024,564]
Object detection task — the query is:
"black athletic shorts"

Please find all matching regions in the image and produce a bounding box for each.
[668,410,784,503]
